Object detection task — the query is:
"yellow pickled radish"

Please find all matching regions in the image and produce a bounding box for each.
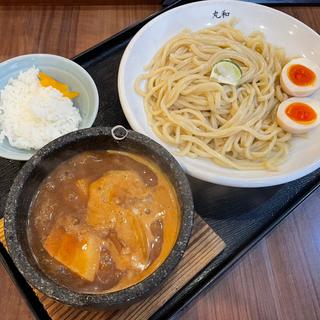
[66,91,80,99]
[38,71,79,99]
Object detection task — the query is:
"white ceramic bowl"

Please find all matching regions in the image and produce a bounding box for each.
[0,54,99,161]
[118,0,320,188]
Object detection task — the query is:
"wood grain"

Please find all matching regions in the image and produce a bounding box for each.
[0,215,225,320]
[1,4,320,320]
[0,0,162,4]
[0,4,161,62]
[0,263,34,320]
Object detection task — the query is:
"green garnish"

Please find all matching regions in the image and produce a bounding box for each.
[210,59,242,86]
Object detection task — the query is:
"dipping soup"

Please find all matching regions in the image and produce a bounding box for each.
[28,150,180,293]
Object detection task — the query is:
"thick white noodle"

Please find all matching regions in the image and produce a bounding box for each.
[135,21,292,170]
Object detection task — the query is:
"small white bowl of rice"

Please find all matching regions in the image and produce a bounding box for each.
[0,54,99,161]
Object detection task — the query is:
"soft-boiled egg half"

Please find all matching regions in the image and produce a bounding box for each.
[277,97,320,134]
[280,58,320,97]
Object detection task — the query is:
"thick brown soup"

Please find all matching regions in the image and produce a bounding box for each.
[28,151,180,293]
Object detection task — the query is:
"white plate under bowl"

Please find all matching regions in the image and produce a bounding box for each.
[118,0,320,188]
[0,54,99,161]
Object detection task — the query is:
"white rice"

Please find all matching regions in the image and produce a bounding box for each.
[0,67,82,150]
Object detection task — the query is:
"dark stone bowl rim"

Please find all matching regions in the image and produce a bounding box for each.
[4,127,194,308]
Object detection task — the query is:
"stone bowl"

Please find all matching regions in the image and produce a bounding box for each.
[4,126,194,310]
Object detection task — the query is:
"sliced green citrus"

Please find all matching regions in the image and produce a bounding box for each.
[210,60,242,86]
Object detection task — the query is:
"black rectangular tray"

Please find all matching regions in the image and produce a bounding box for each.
[1,1,320,319]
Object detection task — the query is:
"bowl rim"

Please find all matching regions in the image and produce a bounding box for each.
[0,53,99,161]
[117,0,320,188]
[4,126,194,308]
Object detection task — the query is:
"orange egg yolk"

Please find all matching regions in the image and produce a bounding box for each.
[285,102,317,124]
[288,64,316,86]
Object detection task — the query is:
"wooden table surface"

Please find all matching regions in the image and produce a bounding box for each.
[1,3,320,320]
